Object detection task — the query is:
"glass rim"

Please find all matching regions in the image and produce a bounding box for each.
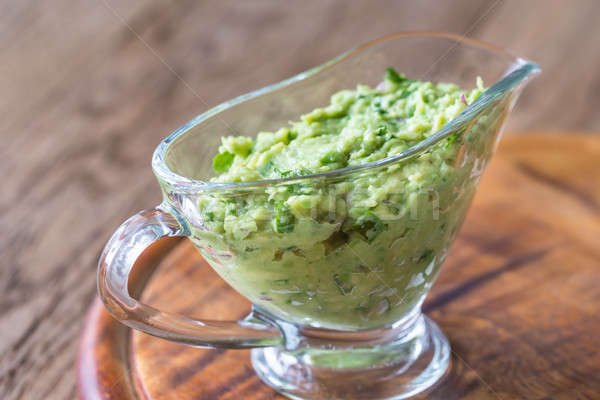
[152,31,540,193]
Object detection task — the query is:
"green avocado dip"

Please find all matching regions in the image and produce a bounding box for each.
[191,68,488,330]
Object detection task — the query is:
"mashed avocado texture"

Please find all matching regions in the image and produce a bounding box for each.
[191,69,487,330]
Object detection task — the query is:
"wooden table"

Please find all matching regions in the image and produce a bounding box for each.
[2,2,600,399]
[77,135,600,399]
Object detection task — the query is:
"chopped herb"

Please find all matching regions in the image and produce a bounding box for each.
[352,212,388,242]
[376,125,388,136]
[273,169,314,194]
[385,67,405,84]
[399,88,411,99]
[259,160,283,177]
[446,133,458,148]
[373,101,387,115]
[285,129,298,143]
[382,199,401,215]
[212,151,235,173]
[320,151,347,165]
[224,198,242,216]
[280,168,312,178]
[286,183,302,194]
[273,201,296,233]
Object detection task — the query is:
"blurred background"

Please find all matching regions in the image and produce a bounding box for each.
[1,1,599,398]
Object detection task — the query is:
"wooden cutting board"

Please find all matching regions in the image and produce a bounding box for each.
[77,135,600,399]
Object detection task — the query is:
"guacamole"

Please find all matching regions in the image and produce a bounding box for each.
[190,69,488,330]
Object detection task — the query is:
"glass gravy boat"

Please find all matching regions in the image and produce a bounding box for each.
[98,32,539,399]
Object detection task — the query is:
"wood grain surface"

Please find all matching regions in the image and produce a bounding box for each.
[77,136,600,400]
[2,1,600,399]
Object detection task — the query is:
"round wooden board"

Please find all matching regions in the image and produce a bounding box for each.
[78,135,600,400]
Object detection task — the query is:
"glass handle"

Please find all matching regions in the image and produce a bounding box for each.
[97,206,283,348]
